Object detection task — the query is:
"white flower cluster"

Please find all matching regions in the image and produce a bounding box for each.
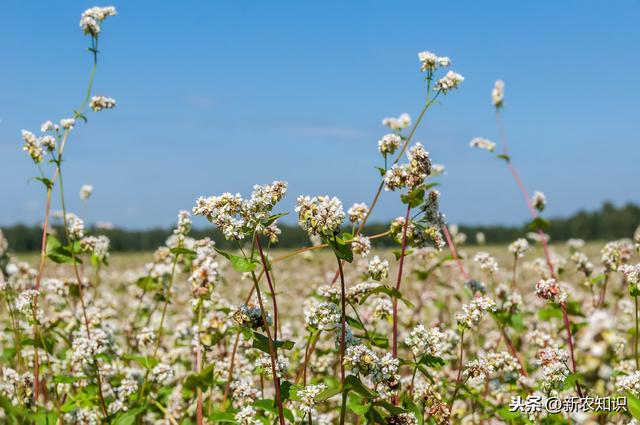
[80,184,94,200]
[535,278,567,304]
[174,210,192,238]
[378,133,402,156]
[193,181,287,240]
[616,371,640,398]
[295,195,345,237]
[71,327,112,368]
[404,325,446,358]
[601,240,629,272]
[66,213,85,241]
[15,289,42,321]
[0,367,34,407]
[255,355,288,379]
[61,118,76,130]
[382,113,411,131]
[418,51,450,73]
[80,6,117,35]
[384,143,432,191]
[434,71,464,93]
[21,130,45,163]
[343,345,399,386]
[492,80,505,108]
[351,235,371,257]
[235,405,261,425]
[305,302,340,331]
[387,413,419,425]
[464,351,519,385]
[473,251,499,273]
[188,256,219,297]
[367,255,389,281]
[136,326,156,349]
[531,191,547,212]
[469,137,496,153]
[348,202,369,223]
[508,238,529,258]
[233,304,269,330]
[0,229,8,257]
[538,347,569,395]
[346,281,380,303]
[621,264,640,288]
[456,296,497,329]
[151,363,174,385]
[80,235,111,262]
[89,95,116,112]
[570,251,593,276]
[297,383,326,413]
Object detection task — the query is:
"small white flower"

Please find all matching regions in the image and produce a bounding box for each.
[469,137,496,152]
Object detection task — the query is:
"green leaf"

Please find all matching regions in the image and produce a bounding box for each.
[208,411,237,422]
[370,334,389,349]
[124,354,159,370]
[32,410,58,425]
[527,217,550,231]
[495,406,521,420]
[325,236,353,263]
[170,246,197,257]
[563,372,584,390]
[113,406,146,425]
[418,354,446,368]
[252,332,295,354]
[316,386,341,402]
[538,305,562,320]
[496,154,511,162]
[136,276,160,291]
[375,166,387,177]
[264,212,288,226]
[184,363,220,391]
[392,249,414,260]
[343,375,377,399]
[34,177,54,190]
[375,400,407,414]
[45,234,75,264]
[358,285,414,308]
[347,394,370,415]
[53,375,87,384]
[400,185,425,208]
[627,392,640,420]
[404,398,423,425]
[215,248,258,273]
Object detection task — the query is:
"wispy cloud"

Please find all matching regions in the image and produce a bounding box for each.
[184,95,216,110]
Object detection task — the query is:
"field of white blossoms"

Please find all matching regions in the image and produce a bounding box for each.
[3,6,640,425]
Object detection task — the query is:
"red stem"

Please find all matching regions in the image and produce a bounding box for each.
[442,224,470,280]
[255,235,279,340]
[392,204,412,358]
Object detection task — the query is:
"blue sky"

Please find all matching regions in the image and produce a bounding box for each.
[1,1,639,229]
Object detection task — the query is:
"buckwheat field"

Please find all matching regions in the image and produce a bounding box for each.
[2,6,640,425]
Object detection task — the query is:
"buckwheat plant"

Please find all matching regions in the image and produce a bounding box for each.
[5,14,640,424]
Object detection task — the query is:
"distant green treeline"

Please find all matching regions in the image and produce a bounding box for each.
[2,202,639,252]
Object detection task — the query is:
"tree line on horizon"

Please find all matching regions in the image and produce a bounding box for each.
[2,201,639,253]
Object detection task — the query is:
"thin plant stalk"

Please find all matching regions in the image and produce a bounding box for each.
[636,295,639,369]
[57,162,110,418]
[495,109,582,395]
[442,224,470,280]
[255,235,279,340]
[196,300,204,425]
[392,204,412,359]
[334,241,347,425]
[249,250,285,425]
[448,329,465,410]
